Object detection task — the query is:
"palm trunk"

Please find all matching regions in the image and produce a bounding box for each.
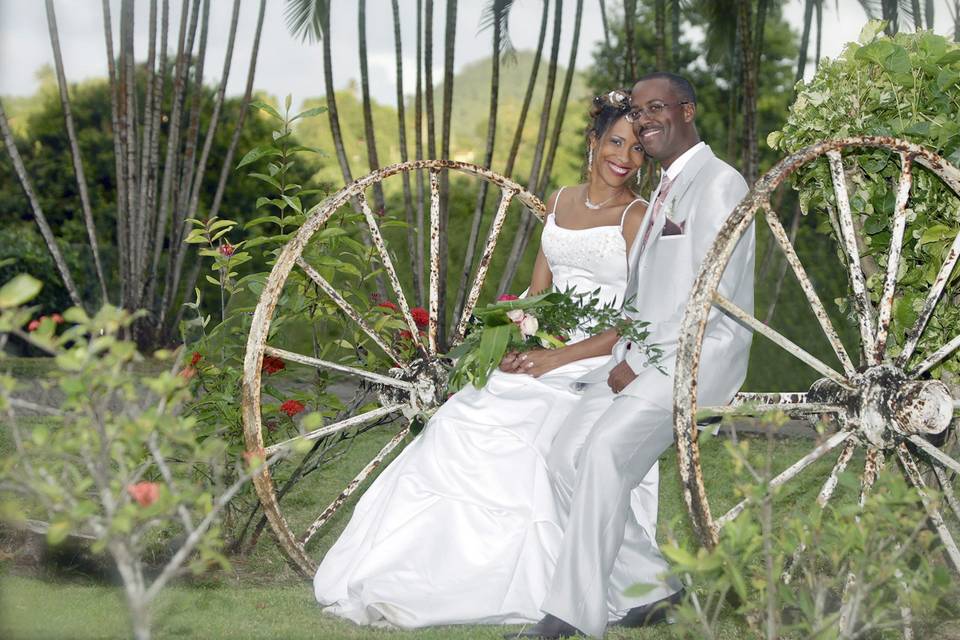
[497,0,563,295]
[925,0,934,29]
[358,0,386,212]
[655,0,666,69]
[502,0,548,179]
[737,0,757,185]
[671,0,680,70]
[413,0,426,304]
[0,100,83,308]
[121,0,139,304]
[598,0,610,48]
[795,0,813,89]
[136,0,158,287]
[160,0,210,326]
[911,0,922,30]
[391,0,421,305]
[142,0,168,311]
[814,0,822,69]
[452,0,507,328]
[101,0,129,305]
[44,0,109,305]
[321,5,354,188]
[623,0,637,84]
[725,18,741,163]
[436,0,457,348]
[425,0,436,161]
[148,0,198,312]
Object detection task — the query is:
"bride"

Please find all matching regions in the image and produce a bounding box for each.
[314,90,660,628]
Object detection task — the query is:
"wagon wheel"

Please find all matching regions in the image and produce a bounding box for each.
[241,160,544,577]
[674,137,960,601]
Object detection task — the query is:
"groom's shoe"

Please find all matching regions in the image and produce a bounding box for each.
[503,614,583,639]
[612,588,685,628]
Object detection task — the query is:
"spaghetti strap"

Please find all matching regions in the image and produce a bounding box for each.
[551,187,565,215]
[619,198,643,231]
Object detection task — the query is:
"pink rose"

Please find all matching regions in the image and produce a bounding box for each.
[519,314,539,338]
[497,294,519,302]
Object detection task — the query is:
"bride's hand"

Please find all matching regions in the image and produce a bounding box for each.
[499,351,521,372]
[513,349,562,377]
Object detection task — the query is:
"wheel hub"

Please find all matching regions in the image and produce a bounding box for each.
[809,365,952,448]
[378,357,449,421]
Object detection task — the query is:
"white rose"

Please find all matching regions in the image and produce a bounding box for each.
[506,309,525,323]
[519,314,539,338]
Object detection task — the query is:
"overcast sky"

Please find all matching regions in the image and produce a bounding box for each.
[1,1,957,110]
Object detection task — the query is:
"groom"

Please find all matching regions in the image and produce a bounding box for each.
[513,72,755,638]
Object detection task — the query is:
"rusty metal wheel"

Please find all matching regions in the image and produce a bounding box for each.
[674,137,960,587]
[240,160,543,577]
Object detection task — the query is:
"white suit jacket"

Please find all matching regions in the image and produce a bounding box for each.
[577,144,754,410]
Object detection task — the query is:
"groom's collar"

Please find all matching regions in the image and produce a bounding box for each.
[661,141,706,182]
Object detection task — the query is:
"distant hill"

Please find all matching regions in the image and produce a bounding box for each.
[294,50,594,194]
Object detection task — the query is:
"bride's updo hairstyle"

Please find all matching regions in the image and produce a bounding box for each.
[586,89,632,143]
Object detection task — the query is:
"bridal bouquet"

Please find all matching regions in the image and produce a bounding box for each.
[446,288,664,391]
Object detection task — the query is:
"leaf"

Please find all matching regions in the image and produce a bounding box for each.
[247,172,282,190]
[205,275,222,286]
[291,106,328,122]
[937,49,960,66]
[46,519,71,546]
[236,145,282,169]
[244,215,283,229]
[0,274,42,309]
[249,100,283,121]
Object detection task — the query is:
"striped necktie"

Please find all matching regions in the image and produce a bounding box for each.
[638,174,674,254]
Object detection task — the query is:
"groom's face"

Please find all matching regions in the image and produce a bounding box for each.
[630,78,695,169]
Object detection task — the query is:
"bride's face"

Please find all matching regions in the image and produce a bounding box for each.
[592,116,645,189]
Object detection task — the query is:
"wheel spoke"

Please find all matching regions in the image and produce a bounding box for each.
[907,434,960,475]
[762,209,857,377]
[875,153,913,362]
[897,443,960,572]
[455,187,518,342]
[827,150,877,364]
[898,225,960,367]
[264,404,404,456]
[297,258,404,366]
[697,391,839,419]
[713,292,850,387]
[910,332,960,377]
[428,169,441,353]
[357,190,425,352]
[715,430,852,529]
[300,423,411,546]
[263,346,413,391]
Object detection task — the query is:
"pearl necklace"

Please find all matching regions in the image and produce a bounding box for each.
[583,187,625,210]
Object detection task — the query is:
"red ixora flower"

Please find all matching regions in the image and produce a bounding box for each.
[219,242,235,257]
[280,399,306,417]
[411,306,429,328]
[190,351,202,366]
[27,318,41,332]
[497,294,520,302]
[127,482,160,507]
[51,313,64,324]
[378,301,398,312]
[261,355,286,374]
[398,329,414,341]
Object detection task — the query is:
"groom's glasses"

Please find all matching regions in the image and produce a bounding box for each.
[625,101,690,123]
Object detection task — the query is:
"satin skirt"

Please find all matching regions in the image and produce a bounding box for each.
[313,356,660,628]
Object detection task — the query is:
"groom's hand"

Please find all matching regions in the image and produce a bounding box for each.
[607,360,638,394]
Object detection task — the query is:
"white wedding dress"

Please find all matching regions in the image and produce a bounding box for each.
[314,195,660,628]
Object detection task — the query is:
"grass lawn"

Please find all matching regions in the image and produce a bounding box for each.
[0,411,846,639]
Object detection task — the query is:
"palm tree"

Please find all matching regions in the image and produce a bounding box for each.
[949,0,960,41]
[857,0,925,34]
[599,0,611,47]
[452,0,514,328]
[44,0,109,305]
[437,0,458,348]
[498,0,564,294]
[655,0,666,69]
[413,0,427,303]
[359,0,386,212]
[671,0,681,70]
[623,0,638,84]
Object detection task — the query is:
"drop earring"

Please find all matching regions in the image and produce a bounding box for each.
[587,146,594,175]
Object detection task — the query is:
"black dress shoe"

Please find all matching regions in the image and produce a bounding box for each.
[612,588,684,627]
[503,614,583,639]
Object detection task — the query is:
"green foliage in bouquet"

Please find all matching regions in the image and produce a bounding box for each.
[447,288,664,391]
[769,21,960,378]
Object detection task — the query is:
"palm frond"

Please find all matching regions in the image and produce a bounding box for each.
[478,0,518,63]
[284,0,328,43]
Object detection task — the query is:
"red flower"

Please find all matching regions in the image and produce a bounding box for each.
[127,482,160,507]
[280,399,305,417]
[190,351,202,366]
[27,318,41,332]
[261,355,286,374]
[398,329,414,341]
[179,367,196,380]
[51,313,64,324]
[411,307,429,328]
[378,301,398,312]
[497,294,520,302]
[219,242,235,257]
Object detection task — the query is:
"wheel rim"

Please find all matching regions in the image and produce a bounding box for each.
[241,160,544,576]
[674,136,960,573]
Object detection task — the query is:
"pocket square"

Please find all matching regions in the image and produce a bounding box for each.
[661,219,685,236]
